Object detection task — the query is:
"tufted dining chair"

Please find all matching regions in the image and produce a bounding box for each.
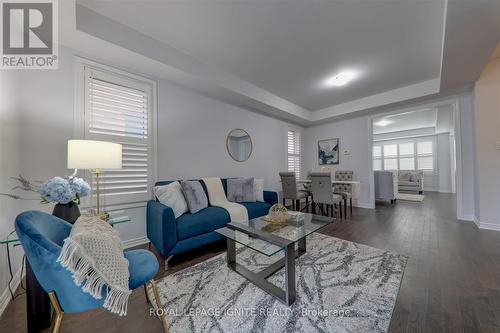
[334,171,354,216]
[279,172,310,211]
[15,210,169,333]
[310,172,343,218]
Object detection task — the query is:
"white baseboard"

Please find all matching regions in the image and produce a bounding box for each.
[123,236,149,249]
[474,220,500,232]
[0,267,24,318]
[354,202,373,209]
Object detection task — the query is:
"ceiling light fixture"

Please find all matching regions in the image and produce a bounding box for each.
[323,70,358,87]
[374,119,392,127]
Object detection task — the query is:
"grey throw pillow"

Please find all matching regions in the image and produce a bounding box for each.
[227,178,256,202]
[180,181,208,214]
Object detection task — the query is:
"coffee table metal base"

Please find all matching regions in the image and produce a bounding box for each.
[226,237,306,306]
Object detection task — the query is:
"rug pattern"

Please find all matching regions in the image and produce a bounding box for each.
[153,234,407,333]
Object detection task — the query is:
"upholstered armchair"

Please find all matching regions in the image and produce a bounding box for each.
[374,171,398,204]
[398,170,424,194]
[15,211,168,333]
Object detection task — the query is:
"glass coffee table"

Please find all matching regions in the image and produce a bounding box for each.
[215,213,334,305]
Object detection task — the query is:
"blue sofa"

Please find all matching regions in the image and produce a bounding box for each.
[147,178,278,257]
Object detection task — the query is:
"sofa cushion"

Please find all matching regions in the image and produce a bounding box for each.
[239,201,271,220]
[181,180,208,214]
[176,207,230,240]
[154,181,188,218]
[253,179,264,202]
[227,178,256,202]
[399,172,412,181]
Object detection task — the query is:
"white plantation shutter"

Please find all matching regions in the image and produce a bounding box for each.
[398,142,415,170]
[417,141,434,171]
[373,145,382,170]
[84,66,154,206]
[287,128,301,179]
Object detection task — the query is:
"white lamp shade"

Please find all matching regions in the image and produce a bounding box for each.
[67,140,122,170]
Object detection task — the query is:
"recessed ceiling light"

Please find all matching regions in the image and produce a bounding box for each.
[323,70,359,87]
[374,119,392,127]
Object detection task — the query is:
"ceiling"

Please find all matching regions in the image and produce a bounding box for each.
[373,109,438,134]
[67,0,499,125]
[79,0,445,111]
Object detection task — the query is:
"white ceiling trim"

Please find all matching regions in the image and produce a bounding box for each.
[311,79,440,123]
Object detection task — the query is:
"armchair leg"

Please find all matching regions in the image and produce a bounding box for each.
[149,279,169,333]
[144,284,150,303]
[48,291,63,333]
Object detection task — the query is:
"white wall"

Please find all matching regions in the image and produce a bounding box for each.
[437,132,453,193]
[0,72,25,314]
[303,117,373,208]
[156,80,290,191]
[473,55,500,229]
[457,93,477,221]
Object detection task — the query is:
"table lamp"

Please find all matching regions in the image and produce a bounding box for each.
[67,140,122,219]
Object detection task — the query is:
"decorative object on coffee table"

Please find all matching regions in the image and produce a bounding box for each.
[262,203,291,223]
[67,140,122,220]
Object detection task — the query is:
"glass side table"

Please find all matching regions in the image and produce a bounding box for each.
[1,215,132,245]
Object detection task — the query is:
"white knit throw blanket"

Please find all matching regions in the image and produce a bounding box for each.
[202,177,248,223]
[57,214,131,316]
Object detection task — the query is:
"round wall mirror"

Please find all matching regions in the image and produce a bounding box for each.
[226,128,252,162]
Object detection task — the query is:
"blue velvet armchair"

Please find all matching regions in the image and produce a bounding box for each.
[15,210,168,333]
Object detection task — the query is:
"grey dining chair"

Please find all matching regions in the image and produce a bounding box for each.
[310,172,343,218]
[279,172,309,211]
[334,170,354,216]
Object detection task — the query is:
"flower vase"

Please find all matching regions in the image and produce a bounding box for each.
[52,202,80,224]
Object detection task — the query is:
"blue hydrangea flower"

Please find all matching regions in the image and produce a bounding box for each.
[69,177,91,197]
[39,177,75,204]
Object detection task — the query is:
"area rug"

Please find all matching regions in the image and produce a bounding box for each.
[152,234,407,333]
[397,193,425,202]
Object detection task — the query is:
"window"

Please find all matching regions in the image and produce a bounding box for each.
[398,143,415,170]
[373,145,382,171]
[373,138,434,172]
[287,128,301,178]
[383,144,398,170]
[81,64,155,206]
[417,141,434,171]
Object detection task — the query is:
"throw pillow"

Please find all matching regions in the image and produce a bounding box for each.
[154,182,188,218]
[399,172,411,181]
[253,178,264,202]
[227,177,256,202]
[180,180,208,214]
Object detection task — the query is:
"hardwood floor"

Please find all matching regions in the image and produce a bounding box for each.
[1,192,500,332]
